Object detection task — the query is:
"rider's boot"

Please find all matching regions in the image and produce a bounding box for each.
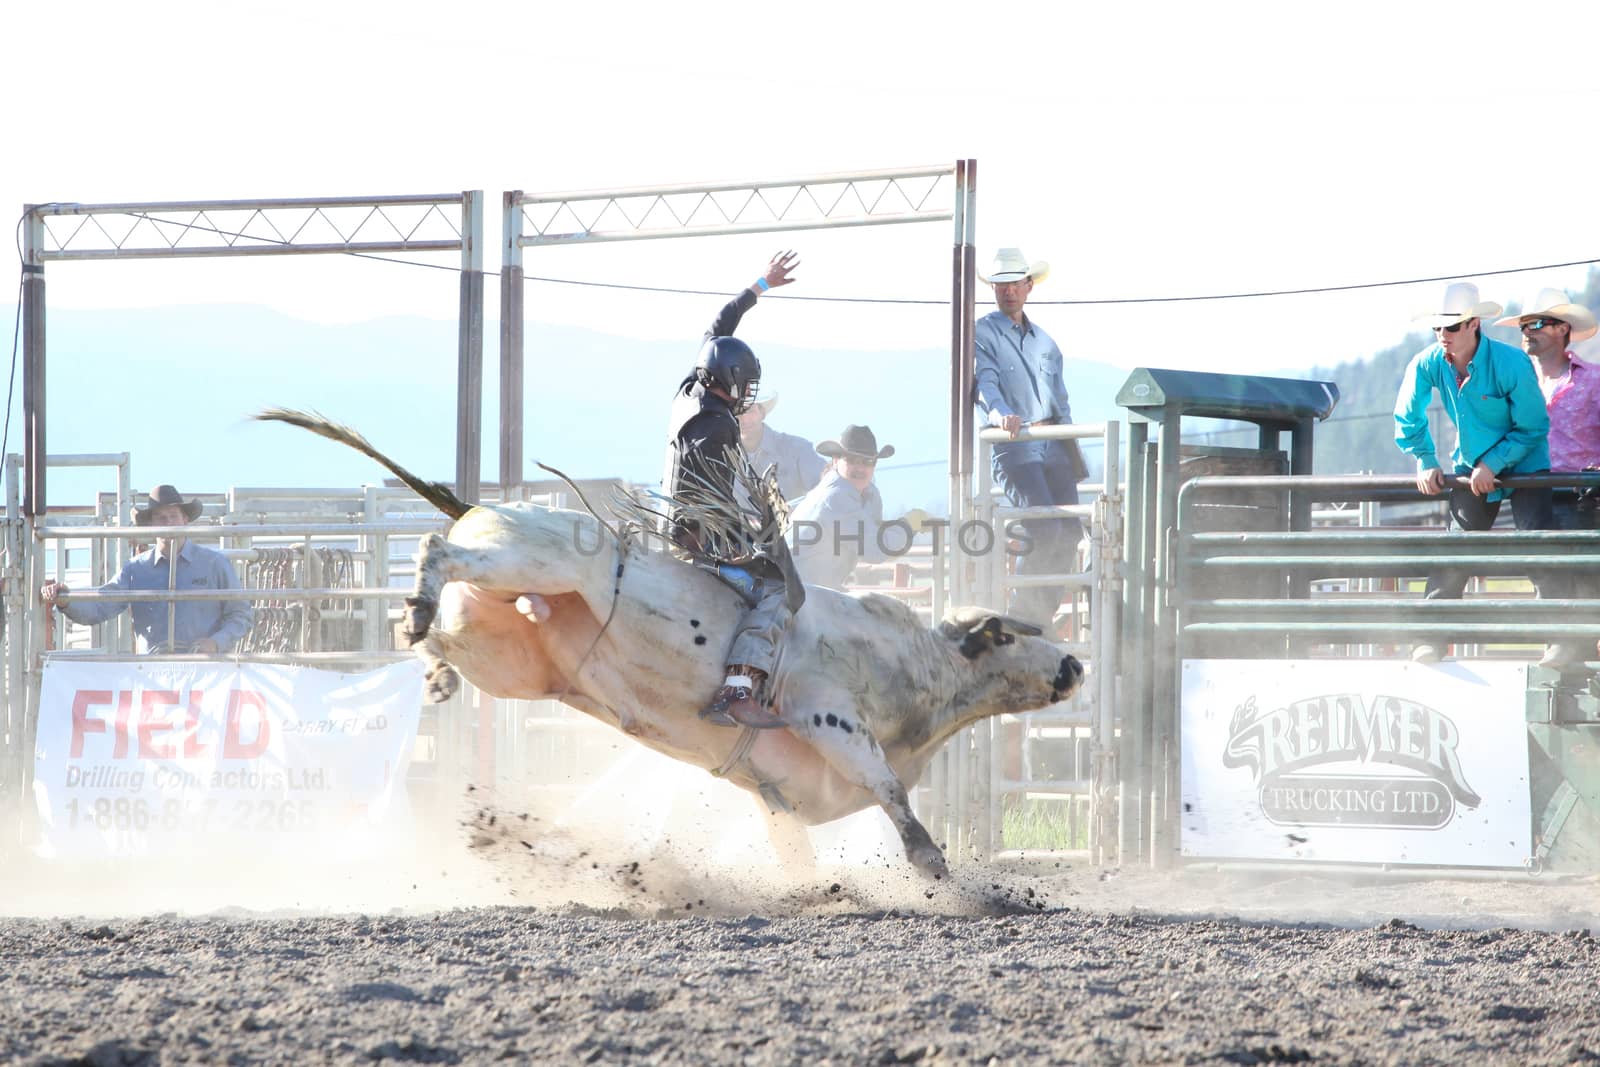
[700,665,786,730]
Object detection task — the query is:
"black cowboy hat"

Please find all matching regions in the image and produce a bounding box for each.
[816,425,895,461]
[134,484,204,525]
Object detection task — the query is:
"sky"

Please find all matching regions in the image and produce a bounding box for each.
[5,0,1600,498]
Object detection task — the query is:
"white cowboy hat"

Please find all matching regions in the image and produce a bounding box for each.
[1413,281,1502,329]
[1493,287,1598,342]
[751,389,779,415]
[979,248,1050,286]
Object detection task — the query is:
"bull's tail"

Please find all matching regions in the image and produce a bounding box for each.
[254,407,471,521]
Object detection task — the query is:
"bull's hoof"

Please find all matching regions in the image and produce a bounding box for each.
[901,820,948,878]
[908,841,949,879]
[425,664,460,703]
[403,596,437,646]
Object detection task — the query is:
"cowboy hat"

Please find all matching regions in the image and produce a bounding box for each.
[751,389,779,415]
[979,248,1050,287]
[1413,281,1502,329]
[1493,287,1598,342]
[134,484,204,525]
[816,424,895,461]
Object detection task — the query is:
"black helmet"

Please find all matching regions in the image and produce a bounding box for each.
[695,336,762,414]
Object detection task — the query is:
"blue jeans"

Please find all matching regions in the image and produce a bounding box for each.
[1424,482,1554,601]
[1420,481,1555,651]
[993,439,1084,627]
[1551,490,1600,603]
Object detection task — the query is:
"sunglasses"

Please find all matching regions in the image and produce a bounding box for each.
[1520,318,1564,333]
[1433,320,1472,335]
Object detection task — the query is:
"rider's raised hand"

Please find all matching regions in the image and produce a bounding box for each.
[762,251,800,290]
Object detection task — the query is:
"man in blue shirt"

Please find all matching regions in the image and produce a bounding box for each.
[973,247,1086,628]
[738,388,826,503]
[1393,282,1554,664]
[41,484,252,654]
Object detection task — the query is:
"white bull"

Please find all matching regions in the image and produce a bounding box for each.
[261,411,1083,876]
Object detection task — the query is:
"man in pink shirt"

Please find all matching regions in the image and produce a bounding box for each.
[1499,288,1600,480]
[1495,288,1600,667]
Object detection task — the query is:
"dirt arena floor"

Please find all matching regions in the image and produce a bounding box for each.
[5,793,1600,1067]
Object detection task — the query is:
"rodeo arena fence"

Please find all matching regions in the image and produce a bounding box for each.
[4,168,1600,880]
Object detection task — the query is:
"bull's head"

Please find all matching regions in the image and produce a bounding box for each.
[938,607,1083,703]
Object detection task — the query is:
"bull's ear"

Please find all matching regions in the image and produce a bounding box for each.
[953,616,1004,660]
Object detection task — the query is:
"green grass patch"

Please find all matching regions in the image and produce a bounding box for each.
[1001,795,1090,851]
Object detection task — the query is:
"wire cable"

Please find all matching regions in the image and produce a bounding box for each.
[33,209,1600,307]
[521,257,1600,306]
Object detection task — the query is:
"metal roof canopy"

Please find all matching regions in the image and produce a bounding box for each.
[1115,367,1340,427]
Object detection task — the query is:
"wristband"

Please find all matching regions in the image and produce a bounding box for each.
[754,277,770,293]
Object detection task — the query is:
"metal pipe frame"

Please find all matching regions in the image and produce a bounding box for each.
[520,166,954,204]
[930,160,976,856]
[1159,469,1600,873]
[515,167,954,247]
[1,461,21,841]
[21,192,486,518]
[43,650,414,665]
[970,421,1124,861]
[1120,424,1150,864]
[36,521,444,539]
[501,164,959,501]
[55,587,410,604]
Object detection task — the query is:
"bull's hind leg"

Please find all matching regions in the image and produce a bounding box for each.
[403,532,479,702]
[759,801,817,874]
[789,694,947,878]
[415,633,460,703]
[403,532,457,644]
[404,530,537,639]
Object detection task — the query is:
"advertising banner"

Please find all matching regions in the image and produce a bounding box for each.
[33,659,424,859]
[1181,660,1531,867]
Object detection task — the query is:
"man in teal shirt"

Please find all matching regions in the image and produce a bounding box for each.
[1393,282,1553,664]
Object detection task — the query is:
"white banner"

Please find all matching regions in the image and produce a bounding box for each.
[33,659,424,860]
[1181,660,1532,868]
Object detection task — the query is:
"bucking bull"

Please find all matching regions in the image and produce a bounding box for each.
[259,410,1082,876]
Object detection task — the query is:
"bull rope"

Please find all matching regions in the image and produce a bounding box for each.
[710,726,759,779]
[533,461,628,704]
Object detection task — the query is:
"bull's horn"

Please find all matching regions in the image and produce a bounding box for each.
[992,615,1043,638]
[939,607,1044,644]
[940,605,997,633]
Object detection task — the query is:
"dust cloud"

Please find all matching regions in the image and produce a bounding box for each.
[5,741,1597,934]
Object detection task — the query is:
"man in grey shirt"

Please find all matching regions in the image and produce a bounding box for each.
[789,425,902,590]
[738,389,826,502]
[42,484,253,653]
[972,247,1085,627]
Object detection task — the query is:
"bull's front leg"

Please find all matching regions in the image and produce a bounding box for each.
[788,694,947,878]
